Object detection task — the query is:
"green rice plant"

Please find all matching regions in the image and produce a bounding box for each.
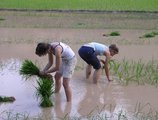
[109,59,121,75]
[140,31,158,38]
[110,59,158,86]
[19,59,54,107]
[152,73,158,85]
[19,59,40,79]
[0,96,15,102]
[143,33,155,38]
[0,17,5,21]
[143,60,158,85]
[122,60,137,85]
[109,31,120,36]
[124,75,135,85]
[35,77,54,107]
[134,60,145,84]
[143,60,154,81]
[151,31,158,36]
[103,31,120,37]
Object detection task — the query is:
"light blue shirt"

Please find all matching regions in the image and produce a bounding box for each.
[86,42,109,56]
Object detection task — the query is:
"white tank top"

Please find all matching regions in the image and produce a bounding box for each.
[84,42,109,56]
[51,42,75,60]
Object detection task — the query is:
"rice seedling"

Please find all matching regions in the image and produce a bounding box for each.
[36,77,54,107]
[151,31,158,36]
[140,31,158,38]
[151,72,158,85]
[134,60,145,84]
[109,31,120,36]
[19,59,54,107]
[110,59,158,86]
[143,33,155,38]
[0,96,15,102]
[0,17,5,21]
[19,59,40,79]
[103,31,120,37]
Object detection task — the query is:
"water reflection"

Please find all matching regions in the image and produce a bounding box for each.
[0,59,41,117]
[54,93,72,119]
[1,58,158,119]
[0,59,80,118]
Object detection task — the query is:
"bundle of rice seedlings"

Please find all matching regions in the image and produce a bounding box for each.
[109,31,120,36]
[35,77,54,107]
[20,59,55,107]
[20,60,40,79]
[0,96,15,102]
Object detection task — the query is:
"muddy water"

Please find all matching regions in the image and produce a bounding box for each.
[1,43,158,119]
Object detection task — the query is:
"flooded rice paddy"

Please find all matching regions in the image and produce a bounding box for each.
[0,11,158,119]
[1,42,158,119]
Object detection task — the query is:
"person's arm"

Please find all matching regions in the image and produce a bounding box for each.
[45,46,62,73]
[43,52,53,72]
[103,52,113,82]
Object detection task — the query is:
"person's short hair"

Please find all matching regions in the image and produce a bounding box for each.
[35,42,49,56]
[109,44,119,54]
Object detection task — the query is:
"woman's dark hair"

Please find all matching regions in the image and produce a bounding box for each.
[35,42,50,56]
[109,44,119,54]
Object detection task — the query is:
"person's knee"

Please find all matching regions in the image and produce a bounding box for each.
[63,79,69,89]
[93,64,101,70]
[78,47,83,56]
[55,73,61,80]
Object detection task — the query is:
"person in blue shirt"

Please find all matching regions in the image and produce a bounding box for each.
[78,42,119,83]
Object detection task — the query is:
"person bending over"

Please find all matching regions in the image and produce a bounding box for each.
[36,42,77,102]
[78,42,118,83]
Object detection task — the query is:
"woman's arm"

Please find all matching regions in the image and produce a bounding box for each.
[43,52,53,72]
[46,46,62,73]
[103,52,113,82]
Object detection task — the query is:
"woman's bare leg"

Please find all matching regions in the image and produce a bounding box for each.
[54,72,62,93]
[93,69,101,84]
[86,65,92,79]
[63,78,72,102]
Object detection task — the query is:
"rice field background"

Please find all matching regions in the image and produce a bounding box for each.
[0,0,158,12]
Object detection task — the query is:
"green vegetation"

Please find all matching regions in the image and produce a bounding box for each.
[20,59,54,107]
[0,17,5,21]
[109,31,120,36]
[140,31,158,38]
[0,96,15,102]
[109,59,158,85]
[0,0,158,11]
[19,60,40,79]
[36,77,54,107]
[103,31,120,37]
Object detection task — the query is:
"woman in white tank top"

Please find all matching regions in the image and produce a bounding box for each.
[36,42,77,102]
[78,42,119,83]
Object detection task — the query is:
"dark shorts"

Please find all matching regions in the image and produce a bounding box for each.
[78,46,101,70]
